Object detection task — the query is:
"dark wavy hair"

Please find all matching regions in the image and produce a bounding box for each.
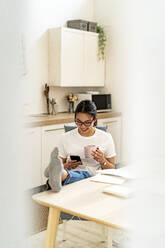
[74,100,97,126]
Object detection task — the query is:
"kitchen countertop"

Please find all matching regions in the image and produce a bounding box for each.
[27,111,121,127]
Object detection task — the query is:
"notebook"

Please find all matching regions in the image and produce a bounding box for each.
[97,167,136,179]
[103,185,133,198]
[90,174,126,184]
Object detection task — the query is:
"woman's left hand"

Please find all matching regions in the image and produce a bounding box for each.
[91,147,105,164]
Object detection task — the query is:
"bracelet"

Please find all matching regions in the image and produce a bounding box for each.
[101,160,107,167]
[103,161,107,166]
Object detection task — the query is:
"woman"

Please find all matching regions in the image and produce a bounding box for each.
[44,100,116,192]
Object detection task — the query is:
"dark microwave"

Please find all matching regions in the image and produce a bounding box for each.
[76,93,112,112]
[92,94,111,112]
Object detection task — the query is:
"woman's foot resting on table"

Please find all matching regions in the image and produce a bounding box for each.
[44,147,65,192]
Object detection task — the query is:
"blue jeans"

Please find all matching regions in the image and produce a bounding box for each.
[62,170,91,185]
[46,170,91,190]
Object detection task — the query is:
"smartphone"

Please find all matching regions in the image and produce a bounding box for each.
[70,155,81,162]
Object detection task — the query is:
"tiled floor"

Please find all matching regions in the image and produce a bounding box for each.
[27,220,125,248]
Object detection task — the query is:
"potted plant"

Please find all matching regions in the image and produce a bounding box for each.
[97,25,106,60]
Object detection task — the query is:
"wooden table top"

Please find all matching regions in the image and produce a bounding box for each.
[33,178,133,230]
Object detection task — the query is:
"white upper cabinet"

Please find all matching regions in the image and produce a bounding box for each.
[84,33,104,86]
[48,27,105,87]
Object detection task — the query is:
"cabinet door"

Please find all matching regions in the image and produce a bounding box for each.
[41,125,64,183]
[61,29,84,86]
[84,33,104,86]
[23,127,42,189]
[101,118,121,164]
[49,28,105,87]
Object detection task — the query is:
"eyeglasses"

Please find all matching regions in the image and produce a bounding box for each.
[75,119,94,127]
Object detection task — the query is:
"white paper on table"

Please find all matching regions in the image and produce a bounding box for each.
[103,185,134,198]
[90,174,126,184]
[97,167,136,179]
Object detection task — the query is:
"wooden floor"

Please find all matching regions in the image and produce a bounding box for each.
[27,220,126,248]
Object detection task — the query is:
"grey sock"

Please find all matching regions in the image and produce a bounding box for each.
[44,166,49,178]
[44,147,64,192]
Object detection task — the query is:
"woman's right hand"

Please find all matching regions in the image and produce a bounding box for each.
[64,159,81,170]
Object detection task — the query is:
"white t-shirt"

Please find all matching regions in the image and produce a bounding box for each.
[58,128,116,176]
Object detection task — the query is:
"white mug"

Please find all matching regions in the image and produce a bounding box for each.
[84,145,97,159]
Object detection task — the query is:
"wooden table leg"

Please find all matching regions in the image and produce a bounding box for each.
[46,207,60,248]
[107,227,113,248]
[101,224,107,242]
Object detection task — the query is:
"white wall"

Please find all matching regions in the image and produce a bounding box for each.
[94,3,127,164]
[21,0,95,114]
[0,1,27,247]
[94,1,165,247]
[94,0,139,165]
[94,0,165,164]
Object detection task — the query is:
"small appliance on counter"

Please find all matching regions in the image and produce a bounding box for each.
[75,93,112,112]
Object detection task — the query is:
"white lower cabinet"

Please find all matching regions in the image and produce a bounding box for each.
[99,117,121,164]
[23,127,42,190]
[41,124,65,184]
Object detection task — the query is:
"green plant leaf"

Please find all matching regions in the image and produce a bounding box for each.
[97,25,106,60]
